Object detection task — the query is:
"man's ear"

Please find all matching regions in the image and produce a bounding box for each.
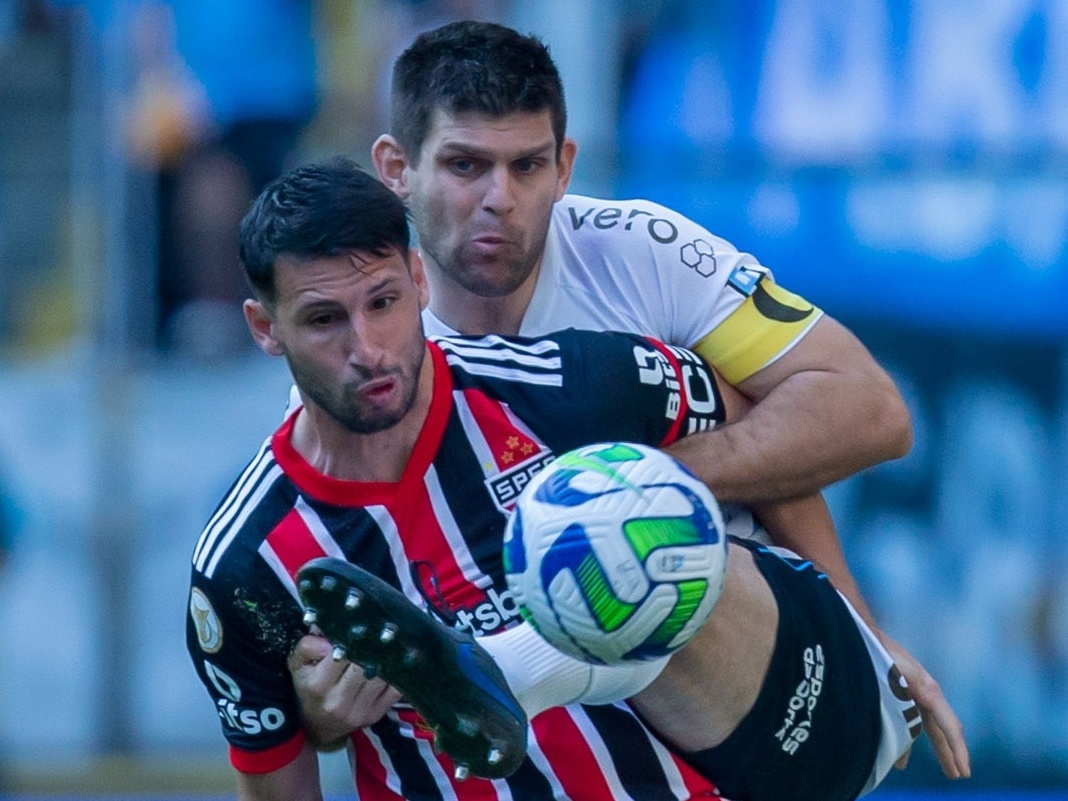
[244,299,284,357]
[410,250,430,310]
[554,137,578,201]
[372,134,411,200]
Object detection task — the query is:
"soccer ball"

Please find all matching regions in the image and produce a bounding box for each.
[503,442,727,665]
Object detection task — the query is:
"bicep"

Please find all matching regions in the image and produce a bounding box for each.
[187,576,305,759]
[710,365,752,423]
[734,314,890,402]
[237,742,322,801]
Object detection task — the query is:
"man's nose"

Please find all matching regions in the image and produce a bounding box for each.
[482,166,517,214]
[347,318,386,368]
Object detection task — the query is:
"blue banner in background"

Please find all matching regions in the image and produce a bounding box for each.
[826,325,1067,788]
[617,0,1068,338]
[616,171,1068,339]
[615,0,1068,788]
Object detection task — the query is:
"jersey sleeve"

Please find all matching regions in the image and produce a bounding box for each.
[690,273,823,385]
[625,200,823,383]
[544,329,725,450]
[555,196,823,384]
[186,561,306,774]
[437,330,725,453]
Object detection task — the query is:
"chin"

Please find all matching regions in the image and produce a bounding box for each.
[344,412,405,435]
[464,268,531,298]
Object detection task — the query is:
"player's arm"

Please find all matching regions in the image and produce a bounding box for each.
[657,345,867,619]
[876,629,971,779]
[757,495,970,781]
[692,300,911,504]
[188,575,323,789]
[666,372,866,620]
[237,741,323,801]
[665,358,970,780]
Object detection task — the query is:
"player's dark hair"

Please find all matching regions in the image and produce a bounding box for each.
[391,20,567,163]
[239,157,411,303]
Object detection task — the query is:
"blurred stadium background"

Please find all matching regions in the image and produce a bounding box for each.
[0,0,1066,798]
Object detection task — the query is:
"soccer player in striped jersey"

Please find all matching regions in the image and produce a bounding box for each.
[189,159,918,801]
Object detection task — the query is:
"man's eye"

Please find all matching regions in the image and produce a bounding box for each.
[451,159,475,173]
[514,159,538,173]
[309,313,335,326]
[372,297,396,311]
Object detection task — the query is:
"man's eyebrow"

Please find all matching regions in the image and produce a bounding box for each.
[368,275,398,293]
[436,140,555,160]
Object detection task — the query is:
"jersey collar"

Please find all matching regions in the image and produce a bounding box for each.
[518,213,563,336]
[270,342,454,506]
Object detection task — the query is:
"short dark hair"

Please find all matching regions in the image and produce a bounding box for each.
[239,158,410,303]
[390,20,567,162]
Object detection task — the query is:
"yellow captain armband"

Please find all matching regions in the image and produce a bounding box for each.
[692,277,822,385]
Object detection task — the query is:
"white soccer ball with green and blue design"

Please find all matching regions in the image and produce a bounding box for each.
[503,442,727,665]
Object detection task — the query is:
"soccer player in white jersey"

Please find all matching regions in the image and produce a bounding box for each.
[291,20,969,782]
[190,159,923,800]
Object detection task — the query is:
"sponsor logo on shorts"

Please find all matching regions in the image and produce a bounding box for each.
[888,663,923,739]
[775,644,824,756]
[190,587,223,653]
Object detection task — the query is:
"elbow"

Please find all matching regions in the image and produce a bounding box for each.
[887,401,913,460]
[877,382,913,461]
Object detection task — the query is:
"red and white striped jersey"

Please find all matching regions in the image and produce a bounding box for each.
[187,329,725,801]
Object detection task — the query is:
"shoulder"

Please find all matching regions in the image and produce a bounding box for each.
[433,329,675,394]
[190,435,291,583]
[552,193,732,248]
[433,331,722,452]
[188,450,304,661]
[550,193,747,288]
[432,333,568,389]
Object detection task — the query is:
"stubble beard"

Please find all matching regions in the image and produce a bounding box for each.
[289,358,423,436]
[430,232,546,299]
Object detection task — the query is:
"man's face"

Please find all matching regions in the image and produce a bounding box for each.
[402,109,575,297]
[248,250,429,434]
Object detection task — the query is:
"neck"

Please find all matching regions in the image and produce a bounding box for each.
[290,351,435,483]
[424,257,540,337]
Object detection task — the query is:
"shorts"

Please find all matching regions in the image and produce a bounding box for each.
[682,538,892,801]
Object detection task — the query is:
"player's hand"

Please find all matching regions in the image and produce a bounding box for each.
[288,633,402,750]
[881,633,971,780]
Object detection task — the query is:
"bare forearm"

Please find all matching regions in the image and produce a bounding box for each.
[665,400,872,623]
[749,492,877,627]
[682,316,911,504]
[751,492,971,778]
[236,742,323,801]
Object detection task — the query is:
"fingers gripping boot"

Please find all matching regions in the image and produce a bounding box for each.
[297,557,528,780]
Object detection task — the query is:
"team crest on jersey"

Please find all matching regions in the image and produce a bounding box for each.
[486,451,555,513]
[190,587,223,654]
